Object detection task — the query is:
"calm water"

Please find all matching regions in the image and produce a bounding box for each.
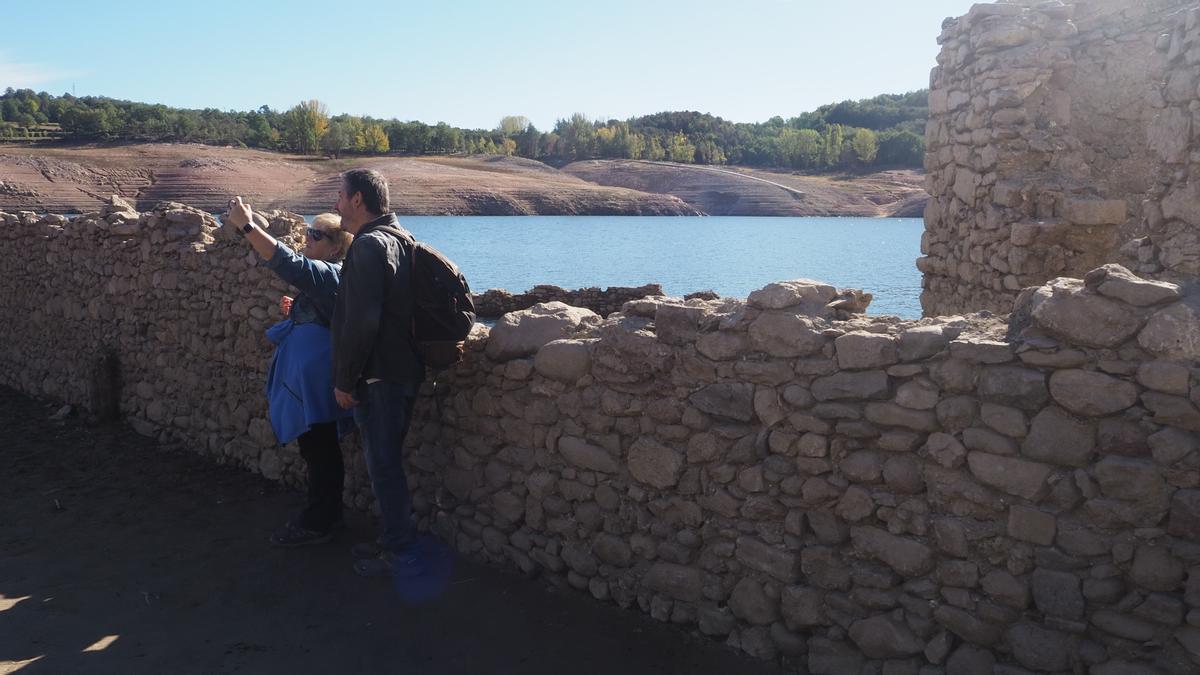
[308,216,925,318]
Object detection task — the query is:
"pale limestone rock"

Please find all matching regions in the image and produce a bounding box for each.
[746,279,837,311]
[533,339,592,383]
[486,302,601,361]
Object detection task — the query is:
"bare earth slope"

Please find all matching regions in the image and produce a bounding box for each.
[562,160,929,217]
[0,143,698,215]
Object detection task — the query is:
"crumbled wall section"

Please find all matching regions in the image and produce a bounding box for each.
[472,283,666,319]
[4,204,1200,672]
[921,0,1200,316]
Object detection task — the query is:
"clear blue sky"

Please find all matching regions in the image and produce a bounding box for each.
[2,0,975,130]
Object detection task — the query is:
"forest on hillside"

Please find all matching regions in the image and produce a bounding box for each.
[0,88,926,171]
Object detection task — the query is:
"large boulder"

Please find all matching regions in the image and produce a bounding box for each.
[747,279,837,312]
[1029,278,1147,348]
[533,339,592,383]
[485,302,601,361]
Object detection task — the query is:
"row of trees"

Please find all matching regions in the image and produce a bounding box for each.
[0,87,927,170]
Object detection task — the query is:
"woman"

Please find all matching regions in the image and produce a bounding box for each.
[225,197,354,547]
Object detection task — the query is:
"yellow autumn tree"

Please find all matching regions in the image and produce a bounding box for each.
[282,99,329,154]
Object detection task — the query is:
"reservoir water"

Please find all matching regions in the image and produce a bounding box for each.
[310,215,925,318]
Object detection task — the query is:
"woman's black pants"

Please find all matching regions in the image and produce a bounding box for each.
[296,421,343,532]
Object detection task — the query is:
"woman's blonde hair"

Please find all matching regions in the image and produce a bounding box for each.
[312,212,353,262]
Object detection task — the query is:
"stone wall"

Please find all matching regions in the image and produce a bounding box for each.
[921,0,1200,316]
[4,203,1200,672]
[472,283,667,319]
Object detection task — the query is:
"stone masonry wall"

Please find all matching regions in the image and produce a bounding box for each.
[921,0,1200,316]
[472,283,666,319]
[4,203,1200,672]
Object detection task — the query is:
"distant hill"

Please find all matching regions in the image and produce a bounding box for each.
[1,88,928,173]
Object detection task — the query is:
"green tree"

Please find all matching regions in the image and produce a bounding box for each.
[497,115,531,136]
[666,132,695,163]
[849,128,878,165]
[360,123,390,153]
[322,118,355,157]
[282,99,329,154]
[823,124,845,168]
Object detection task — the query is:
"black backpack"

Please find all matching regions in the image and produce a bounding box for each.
[376,226,476,369]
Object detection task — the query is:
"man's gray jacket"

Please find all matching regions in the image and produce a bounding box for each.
[332,213,425,393]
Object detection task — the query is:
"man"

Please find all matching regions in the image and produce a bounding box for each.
[332,168,425,577]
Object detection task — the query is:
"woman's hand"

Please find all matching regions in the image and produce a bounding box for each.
[280,295,293,316]
[226,196,253,228]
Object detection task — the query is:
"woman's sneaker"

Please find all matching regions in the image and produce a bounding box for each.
[269,521,340,548]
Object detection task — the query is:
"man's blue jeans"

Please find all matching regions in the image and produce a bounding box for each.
[353,380,419,554]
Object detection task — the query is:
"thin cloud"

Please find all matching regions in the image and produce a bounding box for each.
[0,52,84,90]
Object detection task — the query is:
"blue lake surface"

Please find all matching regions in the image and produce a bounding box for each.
[309,216,925,318]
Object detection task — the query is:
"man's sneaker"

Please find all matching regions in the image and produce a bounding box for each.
[354,550,424,578]
[269,522,337,548]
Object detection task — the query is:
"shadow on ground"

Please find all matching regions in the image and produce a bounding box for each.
[0,387,782,675]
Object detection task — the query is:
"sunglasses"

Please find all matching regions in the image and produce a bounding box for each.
[305,227,327,242]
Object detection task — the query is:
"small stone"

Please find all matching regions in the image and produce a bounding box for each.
[966,451,1053,500]
[1049,369,1139,417]
[1031,569,1084,620]
[1006,622,1072,672]
[836,331,899,369]
[848,615,924,658]
[1022,407,1096,467]
[1137,361,1191,395]
[851,526,934,577]
[1008,506,1056,546]
[728,577,779,625]
[627,438,684,489]
[1132,545,1185,592]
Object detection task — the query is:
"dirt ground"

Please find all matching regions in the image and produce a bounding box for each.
[0,386,782,675]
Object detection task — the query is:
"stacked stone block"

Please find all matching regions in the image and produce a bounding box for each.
[922,0,1199,317]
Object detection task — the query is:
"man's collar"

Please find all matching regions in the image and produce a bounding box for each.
[355,213,397,237]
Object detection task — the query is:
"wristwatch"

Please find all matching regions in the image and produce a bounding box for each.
[241,222,253,234]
